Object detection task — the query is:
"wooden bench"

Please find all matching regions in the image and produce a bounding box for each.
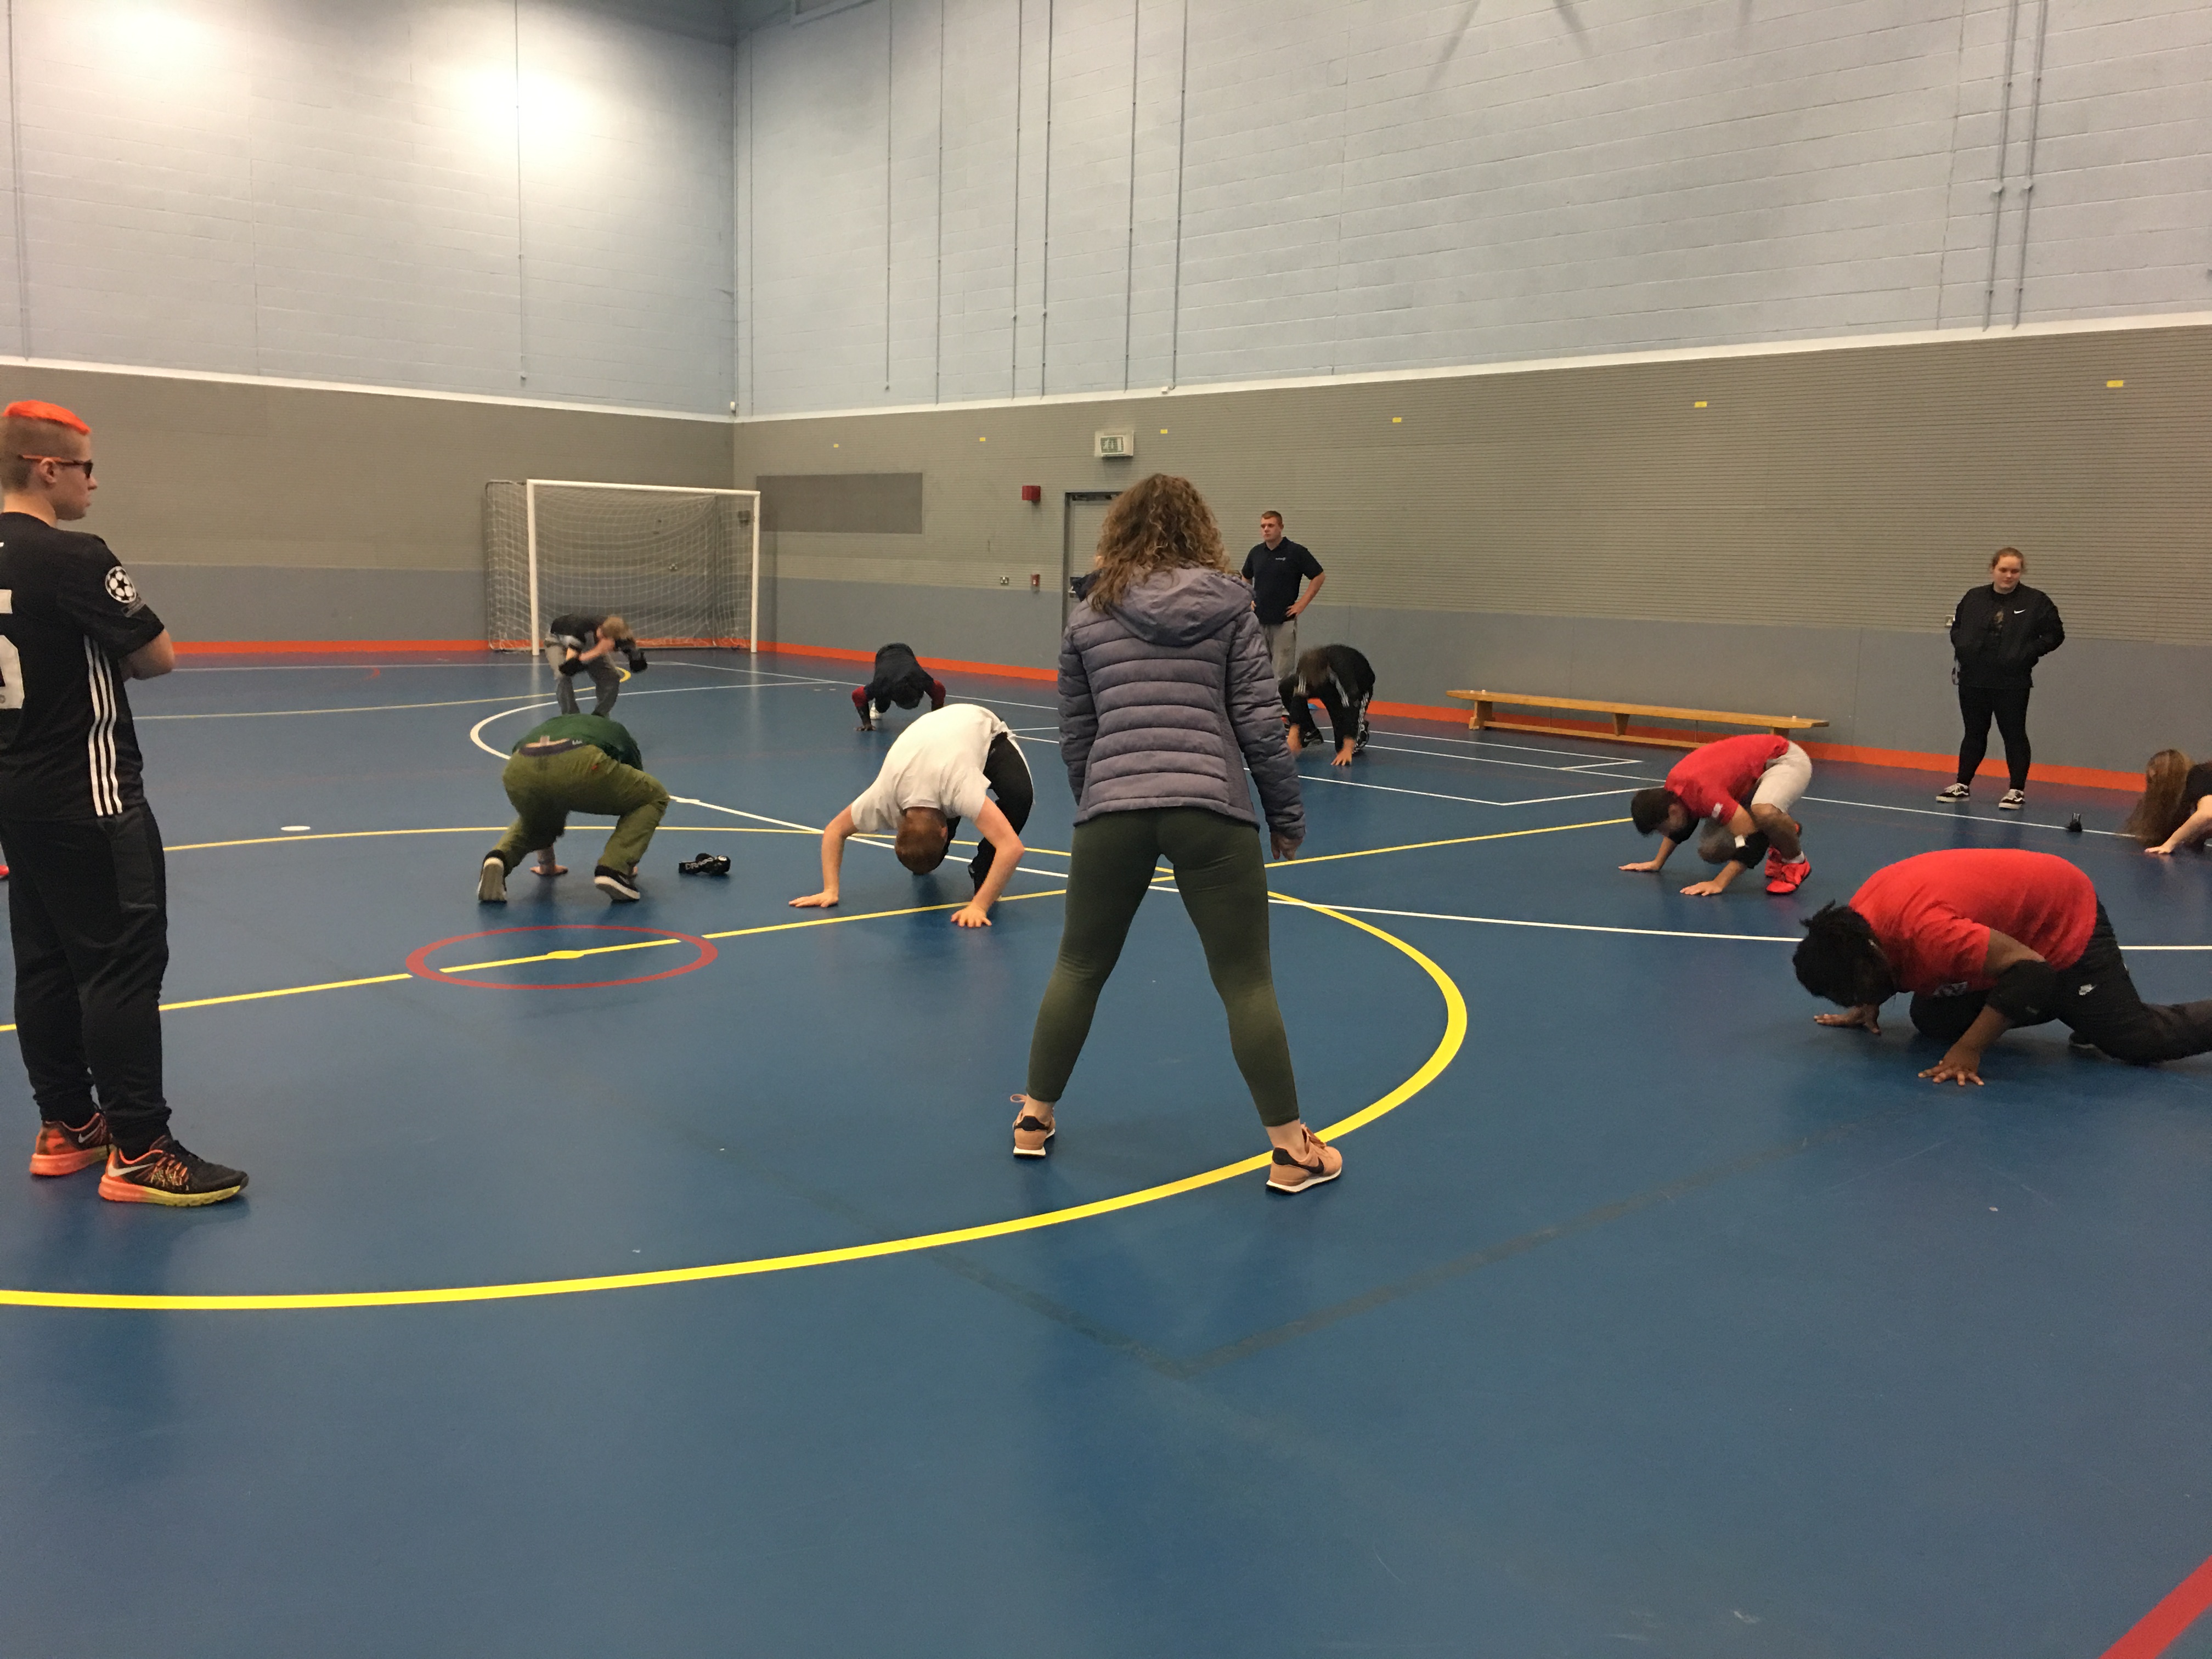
[1446,689,1827,751]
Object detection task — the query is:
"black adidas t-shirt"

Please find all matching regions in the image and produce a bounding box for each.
[0,512,165,819]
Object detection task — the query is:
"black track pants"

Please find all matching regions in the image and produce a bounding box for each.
[1957,685,2032,790]
[966,733,1035,889]
[1,806,171,1151]
[1908,906,2212,1064]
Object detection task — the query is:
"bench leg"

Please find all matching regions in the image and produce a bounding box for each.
[1612,712,1629,737]
[1473,698,1492,731]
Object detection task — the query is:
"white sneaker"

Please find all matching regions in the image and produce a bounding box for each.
[477,855,507,902]
[1999,789,2027,811]
[1935,783,1971,802]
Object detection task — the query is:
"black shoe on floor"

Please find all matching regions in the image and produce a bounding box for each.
[98,1136,249,1207]
[594,865,642,902]
[678,853,731,876]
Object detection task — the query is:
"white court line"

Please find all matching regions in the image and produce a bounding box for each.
[1305,772,1634,809]
[159,674,821,724]
[1301,901,2212,951]
[1359,740,1661,781]
[1798,795,2125,838]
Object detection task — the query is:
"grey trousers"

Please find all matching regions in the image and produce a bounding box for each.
[1261,619,1298,679]
[545,643,621,716]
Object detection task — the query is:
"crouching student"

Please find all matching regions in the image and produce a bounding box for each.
[546,612,645,717]
[791,703,1031,928]
[1281,644,1373,765]
[2124,749,2212,856]
[853,642,946,731]
[1621,732,1813,896]
[478,713,669,904]
[1793,848,2212,1082]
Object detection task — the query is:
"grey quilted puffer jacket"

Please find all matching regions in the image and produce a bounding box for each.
[1059,567,1305,842]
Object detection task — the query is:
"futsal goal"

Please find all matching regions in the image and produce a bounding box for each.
[483,479,761,652]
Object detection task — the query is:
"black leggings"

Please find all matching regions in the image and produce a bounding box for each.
[1908,906,2212,1064]
[959,733,1034,889]
[1957,685,2031,790]
[1026,808,1297,1126]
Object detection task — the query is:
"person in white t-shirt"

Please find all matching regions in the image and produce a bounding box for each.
[789,703,1034,927]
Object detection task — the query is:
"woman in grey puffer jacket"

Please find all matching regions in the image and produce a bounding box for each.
[1011,474,1341,1194]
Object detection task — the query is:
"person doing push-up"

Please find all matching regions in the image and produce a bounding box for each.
[1622,732,1813,896]
[792,702,1031,928]
[852,642,946,731]
[477,713,669,904]
[1281,644,1373,765]
[1794,848,2212,1083]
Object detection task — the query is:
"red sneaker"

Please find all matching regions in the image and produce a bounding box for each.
[29,1112,111,1177]
[98,1136,248,1207]
[1765,854,1812,895]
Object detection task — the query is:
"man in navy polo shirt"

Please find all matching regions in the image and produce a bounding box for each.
[1239,510,1324,679]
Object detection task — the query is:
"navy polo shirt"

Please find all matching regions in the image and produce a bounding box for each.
[1241,538,1323,624]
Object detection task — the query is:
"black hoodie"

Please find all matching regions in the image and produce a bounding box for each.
[1950,582,2064,691]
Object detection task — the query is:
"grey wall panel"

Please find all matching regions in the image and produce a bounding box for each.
[738,325,2212,644]
[774,577,1065,675]
[131,567,485,644]
[759,473,926,533]
[8,364,732,641]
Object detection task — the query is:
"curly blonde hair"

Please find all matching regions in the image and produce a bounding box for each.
[1085,473,1228,613]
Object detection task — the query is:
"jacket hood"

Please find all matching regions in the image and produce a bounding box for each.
[1108,567,1252,647]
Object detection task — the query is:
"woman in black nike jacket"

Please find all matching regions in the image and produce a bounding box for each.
[1937,547,2063,810]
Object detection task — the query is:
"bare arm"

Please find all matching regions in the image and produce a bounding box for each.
[123,629,174,680]
[1621,836,1681,875]
[1287,571,1326,617]
[2149,797,2212,855]
[952,801,1023,928]
[1677,805,1760,896]
[789,806,857,909]
[1920,929,2043,1085]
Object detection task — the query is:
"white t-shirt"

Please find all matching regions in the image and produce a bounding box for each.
[849,703,1009,832]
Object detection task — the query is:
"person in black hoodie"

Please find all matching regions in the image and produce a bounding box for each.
[1938,548,2063,811]
[1280,644,1374,764]
[851,642,946,731]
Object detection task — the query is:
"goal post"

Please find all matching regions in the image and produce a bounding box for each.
[483,479,762,653]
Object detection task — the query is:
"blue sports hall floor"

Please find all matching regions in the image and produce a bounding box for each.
[3,647,2209,1659]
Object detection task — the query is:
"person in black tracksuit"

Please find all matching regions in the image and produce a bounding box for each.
[1280,644,1374,765]
[1940,547,2063,811]
[0,398,246,1205]
[851,642,946,731]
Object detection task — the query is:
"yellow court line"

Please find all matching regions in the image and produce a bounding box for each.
[165,826,811,853]
[0,895,1464,1312]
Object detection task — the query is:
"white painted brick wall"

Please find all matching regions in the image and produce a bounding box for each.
[3,0,734,413]
[736,0,2212,415]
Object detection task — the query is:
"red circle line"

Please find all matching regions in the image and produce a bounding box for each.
[406,924,718,991]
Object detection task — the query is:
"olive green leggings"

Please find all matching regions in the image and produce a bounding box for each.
[1026,807,1299,1127]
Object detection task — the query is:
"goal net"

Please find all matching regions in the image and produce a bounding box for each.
[483,480,759,651]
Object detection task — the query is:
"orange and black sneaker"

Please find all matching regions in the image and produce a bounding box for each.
[29,1112,111,1177]
[98,1136,249,1207]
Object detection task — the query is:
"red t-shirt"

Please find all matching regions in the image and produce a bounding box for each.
[1664,734,1787,825]
[1849,849,2098,994]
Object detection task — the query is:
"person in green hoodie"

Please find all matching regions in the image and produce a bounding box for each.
[476,713,669,904]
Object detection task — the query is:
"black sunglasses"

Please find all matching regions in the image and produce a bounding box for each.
[18,455,92,478]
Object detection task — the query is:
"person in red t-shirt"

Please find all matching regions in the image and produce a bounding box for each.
[1621,733,1813,896]
[1792,848,2212,1084]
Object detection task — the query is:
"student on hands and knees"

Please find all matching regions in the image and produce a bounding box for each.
[2124,749,2212,856]
[1015,473,1335,1194]
[545,613,645,718]
[1793,848,2212,1082]
[792,703,1031,928]
[1282,643,1374,765]
[478,713,669,905]
[851,642,946,732]
[1621,733,1813,896]
[0,399,247,1204]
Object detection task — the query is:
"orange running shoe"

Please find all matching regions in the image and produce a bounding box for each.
[29,1112,110,1177]
[98,1136,248,1207]
[1765,854,1812,895]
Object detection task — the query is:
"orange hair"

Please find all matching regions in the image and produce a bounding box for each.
[3,399,87,433]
